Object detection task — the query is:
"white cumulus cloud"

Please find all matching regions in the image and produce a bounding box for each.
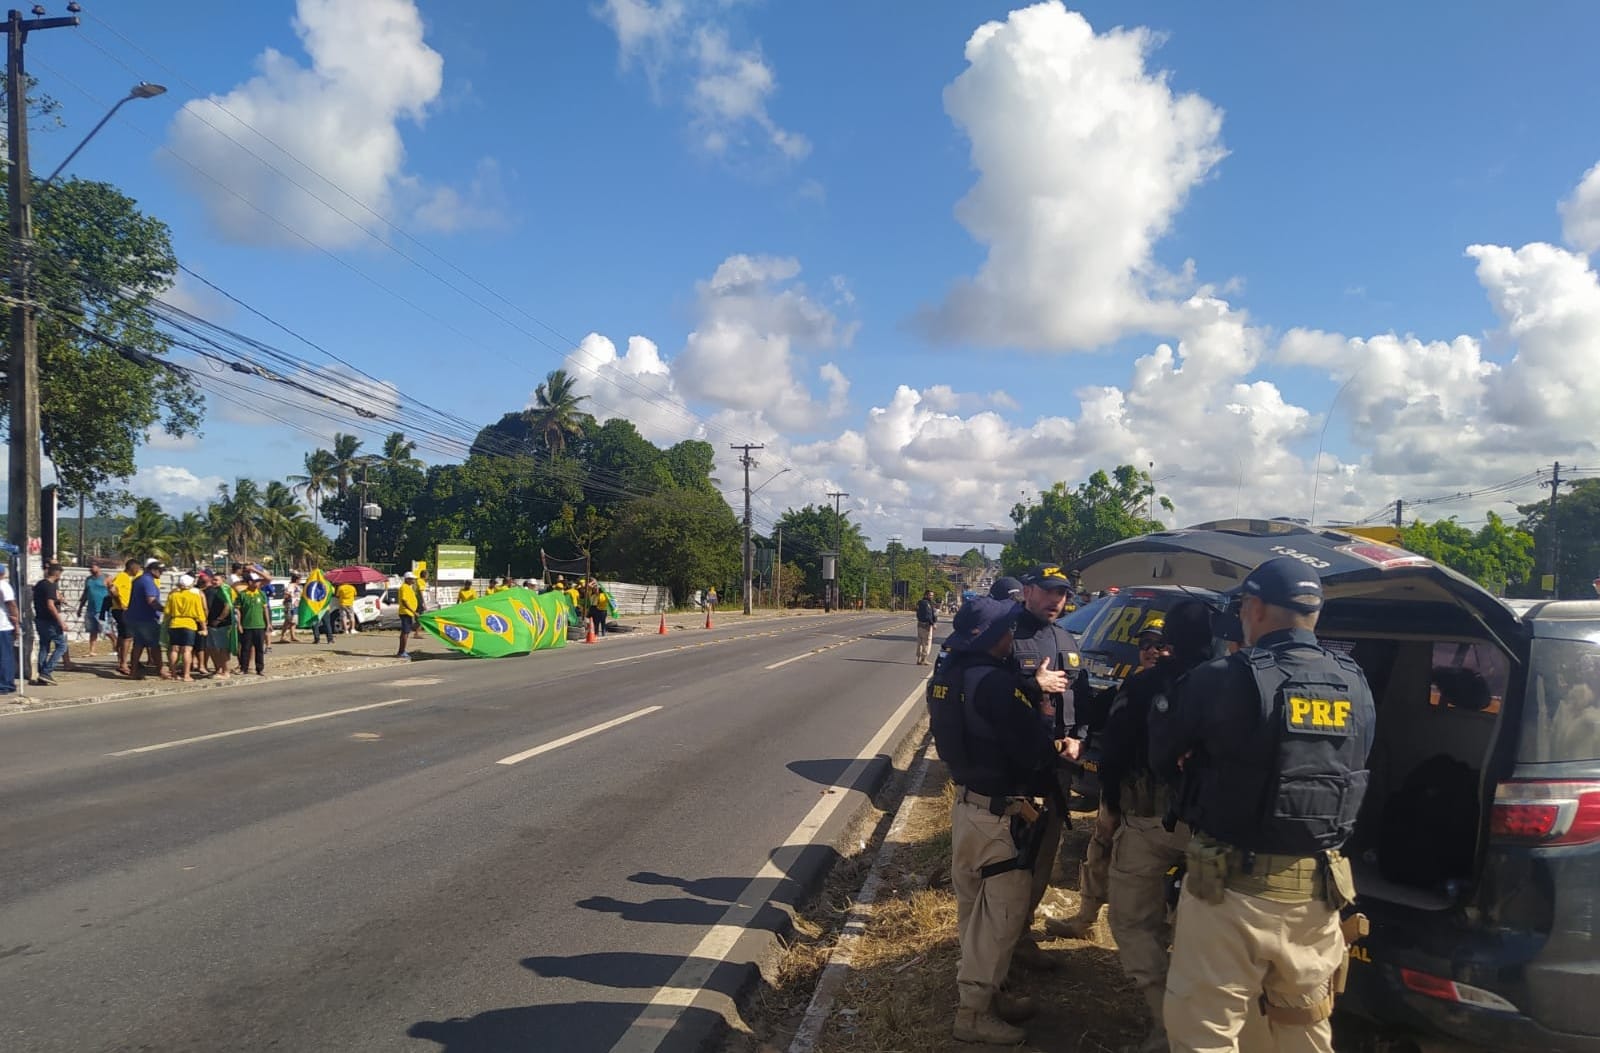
[920,1,1227,350]
[562,333,697,446]
[1560,161,1600,254]
[131,465,226,511]
[167,0,497,248]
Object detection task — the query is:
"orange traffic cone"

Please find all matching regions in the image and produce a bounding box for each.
[658,612,669,635]
[704,608,713,629]
[585,622,597,644]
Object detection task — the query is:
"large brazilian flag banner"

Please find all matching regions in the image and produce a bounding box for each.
[297,567,334,629]
[418,587,569,658]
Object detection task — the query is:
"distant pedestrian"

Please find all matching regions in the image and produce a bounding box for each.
[235,575,269,675]
[704,587,718,614]
[0,564,19,695]
[31,562,68,686]
[588,579,610,638]
[77,563,111,657]
[200,571,234,680]
[456,581,477,604]
[127,559,166,679]
[164,573,206,682]
[336,580,358,634]
[396,571,420,660]
[110,557,139,676]
[915,588,939,664]
[311,604,335,645]
[278,572,302,644]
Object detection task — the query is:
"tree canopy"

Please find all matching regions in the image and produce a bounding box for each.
[1001,465,1170,573]
[1400,512,1535,596]
[1517,479,1600,598]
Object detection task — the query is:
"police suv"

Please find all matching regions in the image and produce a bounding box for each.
[1070,519,1600,1053]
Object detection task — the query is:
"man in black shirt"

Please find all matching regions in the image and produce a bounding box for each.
[915,589,939,665]
[31,562,67,686]
[931,596,1071,1044]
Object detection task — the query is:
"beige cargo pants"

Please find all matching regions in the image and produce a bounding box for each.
[1109,815,1189,988]
[1165,885,1345,1053]
[952,794,1032,1010]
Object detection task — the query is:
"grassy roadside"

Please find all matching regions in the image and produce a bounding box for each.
[724,754,1149,1053]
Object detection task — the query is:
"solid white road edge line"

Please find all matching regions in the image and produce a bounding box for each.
[107,698,414,757]
[606,678,929,1053]
[494,705,663,765]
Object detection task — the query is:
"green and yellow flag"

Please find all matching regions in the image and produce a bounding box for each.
[297,568,334,628]
[419,587,569,658]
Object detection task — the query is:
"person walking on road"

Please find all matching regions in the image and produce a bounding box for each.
[915,589,939,664]
[110,557,138,676]
[928,595,1074,1045]
[77,563,111,658]
[127,559,166,679]
[0,564,19,695]
[32,562,69,686]
[396,571,420,660]
[1154,558,1376,1053]
[236,575,270,676]
[163,574,207,683]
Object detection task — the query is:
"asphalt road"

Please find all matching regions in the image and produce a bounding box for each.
[0,612,929,1053]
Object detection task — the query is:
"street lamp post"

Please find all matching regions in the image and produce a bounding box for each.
[42,81,166,189]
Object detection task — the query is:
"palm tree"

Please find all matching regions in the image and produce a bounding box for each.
[169,512,212,569]
[380,431,423,473]
[282,518,331,573]
[261,481,302,563]
[330,433,365,501]
[210,478,266,560]
[526,368,591,456]
[119,498,174,561]
[289,448,338,525]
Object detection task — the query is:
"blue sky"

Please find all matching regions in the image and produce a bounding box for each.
[28,0,1600,546]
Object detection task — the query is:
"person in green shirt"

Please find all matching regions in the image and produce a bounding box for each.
[235,575,270,675]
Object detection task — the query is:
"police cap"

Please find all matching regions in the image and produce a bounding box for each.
[989,576,1023,600]
[1238,556,1324,614]
[944,596,1020,653]
[1022,565,1074,591]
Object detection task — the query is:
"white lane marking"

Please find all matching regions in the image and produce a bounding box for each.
[763,633,873,670]
[494,705,663,766]
[607,679,928,1052]
[594,648,678,666]
[384,676,443,686]
[595,619,880,668]
[107,698,414,757]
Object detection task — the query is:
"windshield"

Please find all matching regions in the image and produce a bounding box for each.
[1520,635,1600,763]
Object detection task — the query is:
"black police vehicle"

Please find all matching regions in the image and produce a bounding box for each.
[1058,584,1225,806]
[1069,519,1600,1053]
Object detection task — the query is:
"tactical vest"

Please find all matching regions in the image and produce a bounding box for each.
[1011,617,1079,733]
[1200,646,1373,854]
[926,659,1008,791]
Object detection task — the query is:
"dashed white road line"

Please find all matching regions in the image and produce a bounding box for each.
[763,632,878,670]
[107,698,414,757]
[494,705,663,766]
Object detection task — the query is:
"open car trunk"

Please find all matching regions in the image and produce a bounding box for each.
[1069,519,1527,908]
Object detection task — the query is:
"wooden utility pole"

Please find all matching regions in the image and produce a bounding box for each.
[1547,461,1563,597]
[730,443,764,615]
[827,490,849,613]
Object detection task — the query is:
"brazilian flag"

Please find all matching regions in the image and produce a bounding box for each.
[298,568,334,629]
[419,587,569,658]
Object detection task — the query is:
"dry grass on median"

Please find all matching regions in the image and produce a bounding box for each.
[726,761,1151,1053]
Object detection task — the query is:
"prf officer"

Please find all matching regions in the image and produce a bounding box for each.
[1155,557,1375,1053]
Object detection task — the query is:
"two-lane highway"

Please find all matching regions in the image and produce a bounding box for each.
[0,613,929,1053]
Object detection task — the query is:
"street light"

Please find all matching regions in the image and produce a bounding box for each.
[42,82,167,188]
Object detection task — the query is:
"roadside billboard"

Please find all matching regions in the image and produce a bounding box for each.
[434,544,476,582]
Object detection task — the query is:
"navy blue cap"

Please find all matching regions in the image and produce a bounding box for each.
[943,596,1020,653]
[1239,557,1324,614]
[989,576,1024,600]
[1022,564,1074,591]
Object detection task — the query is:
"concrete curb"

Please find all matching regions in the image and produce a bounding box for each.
[787,732,936,1053]
[0,655,410,716]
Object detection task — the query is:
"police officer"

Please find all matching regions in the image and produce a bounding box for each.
[928,595,1074,1044]
[1098,602,1213,1053]
[1154,558,1376,1053]
[1007,564,1083,965]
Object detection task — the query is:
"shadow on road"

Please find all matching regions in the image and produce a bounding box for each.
[408,1001,726,1053]
[522,949,749,991]
[787,756,892,789]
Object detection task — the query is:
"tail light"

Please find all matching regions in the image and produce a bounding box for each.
[1400,969,1519,1014]
[1491,780,1600,845]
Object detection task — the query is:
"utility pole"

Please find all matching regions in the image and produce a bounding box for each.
[357,462,370,565]
[730,443,764,615]
[1547,461,1562,598]
[774,525,782,609]
[1394,499,1403,531]
[827,490,848,612]
[888,534,901,611]
[6,6,78,686]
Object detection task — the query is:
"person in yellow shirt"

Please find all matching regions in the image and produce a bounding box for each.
[336,581,358,634]
[396,571,420,660]
[110,557,138,676]
[456,581,477,604]
[163,573,208,682]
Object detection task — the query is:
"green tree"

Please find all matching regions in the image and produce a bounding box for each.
[1517,479,1600,598]
[1,179,203,508]
[775,504,871,604]
[600,489,741,606]
[1001,465,1171,572]
[118,498,174,561]
[289,448,338,525]
[527,368,593,456]
[1400,512,1535,596]
[210,478,265,559]
[169,511,212,569]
